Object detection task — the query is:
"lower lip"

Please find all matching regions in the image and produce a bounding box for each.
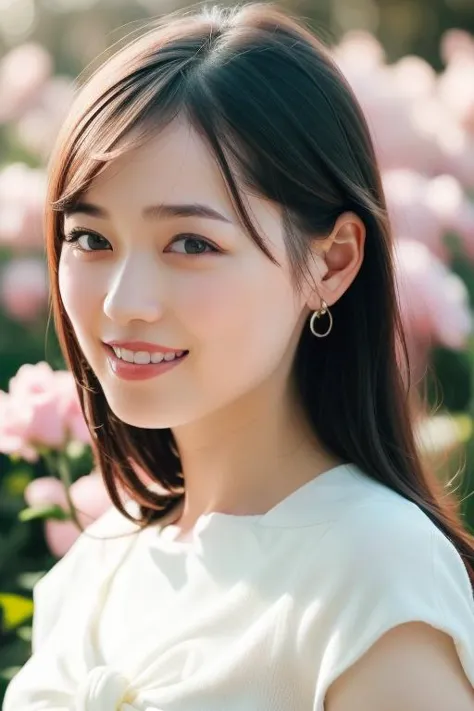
[104,346,189,381]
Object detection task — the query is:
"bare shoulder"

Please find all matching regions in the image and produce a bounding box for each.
[325,621,474,711]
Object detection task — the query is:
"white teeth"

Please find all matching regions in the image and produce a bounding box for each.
[110,347,185,364]
[120,348,135,363]
[133,351,151,364]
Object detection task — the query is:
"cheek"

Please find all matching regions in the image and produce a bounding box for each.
[58,254,99,338]
[182,259,298,363]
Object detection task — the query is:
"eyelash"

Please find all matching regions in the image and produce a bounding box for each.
[62,227,220,256]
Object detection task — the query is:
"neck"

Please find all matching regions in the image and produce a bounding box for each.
[171,374,342,531]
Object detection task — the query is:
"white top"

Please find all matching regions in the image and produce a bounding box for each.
[4,463,474,711]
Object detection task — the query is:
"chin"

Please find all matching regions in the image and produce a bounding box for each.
[103,395,183,430]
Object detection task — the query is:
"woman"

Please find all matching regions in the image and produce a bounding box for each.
[4,3,474,710]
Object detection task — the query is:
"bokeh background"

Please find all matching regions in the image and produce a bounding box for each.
[1,0,474,700]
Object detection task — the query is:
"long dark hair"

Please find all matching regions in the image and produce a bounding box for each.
[45,2,474,585]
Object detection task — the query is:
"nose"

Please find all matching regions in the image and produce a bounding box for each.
[103,255,164,325]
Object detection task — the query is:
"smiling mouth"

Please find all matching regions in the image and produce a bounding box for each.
[107,344,189,365]
[103,344,189,381]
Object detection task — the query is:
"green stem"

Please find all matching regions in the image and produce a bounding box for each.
[42,449,86,533]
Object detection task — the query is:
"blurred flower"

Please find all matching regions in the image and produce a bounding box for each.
[391,55,437,101]
[0,362,91,462]
[439,29,474,134]
[24,470,114,557]
[383,170,474,262]
[384,170,446,260]
[14,76,75,159]
[0,163,46,251]
[333,29,474,185]
[440,28,474,65]
[0,391,38,462]
[333,34,441,174]
[0,257,48,322]
[333,30,386,75]
[0,43,52,123]
[54,371,92,444]
[424,175,474,257]
[395,239,472,350]
[416,413,472,458]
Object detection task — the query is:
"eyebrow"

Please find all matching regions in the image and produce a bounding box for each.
[62,201,233,224]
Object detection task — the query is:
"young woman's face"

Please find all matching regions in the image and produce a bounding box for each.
[58,119,319,429]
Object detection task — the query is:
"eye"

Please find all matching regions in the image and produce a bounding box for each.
[166,234,219,256]
[63,228,111,252]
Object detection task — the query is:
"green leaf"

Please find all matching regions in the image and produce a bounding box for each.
[16,571,46,591]
[0,594,33,631]
[2,470,32,497]
[0,666,23,683]
[16,625,32,643]
[18,504,71,523]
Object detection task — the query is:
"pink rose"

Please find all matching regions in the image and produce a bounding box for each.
[0,362,91,460]
[0,391,38,462]
[24,471,123,557]
[54,371,91,445]
[8,363,67,450]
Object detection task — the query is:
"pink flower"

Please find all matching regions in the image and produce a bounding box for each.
[24,476,66,509]
[332,29,474,185]
[0,362,91,461]
[424,175,474,258]
[0,164,47,251]
[384,170,446,260]
[9,363,67,446]
[24,471,124,557]
[0,391,38,462]
[14,77,75,159]
[333,34,442,175]
[439,30,474,135]
[440,29,474,65]
[0,257,48,322]
[0,43,52,123]
[395,239,472,350]
[383,170,474,263]
[54,371,91,445]
[394,240,472,381]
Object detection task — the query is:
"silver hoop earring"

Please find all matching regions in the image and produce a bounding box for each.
[309,300,333,338]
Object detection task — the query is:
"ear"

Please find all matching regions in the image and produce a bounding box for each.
[306,211,366,311]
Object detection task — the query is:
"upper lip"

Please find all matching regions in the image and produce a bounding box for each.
[104,340,185,353]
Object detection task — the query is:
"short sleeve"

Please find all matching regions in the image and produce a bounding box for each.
[3,503,140,711]
[311,499,474,711]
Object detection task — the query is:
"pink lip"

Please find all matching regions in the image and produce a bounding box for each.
[105,340,185,353]
[103,344,188,381]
